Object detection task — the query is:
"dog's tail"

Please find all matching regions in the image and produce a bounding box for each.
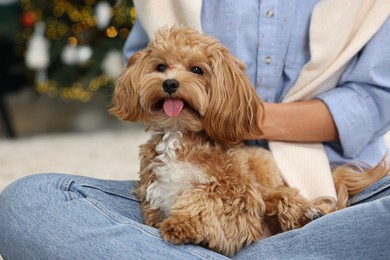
[332,154,389,210]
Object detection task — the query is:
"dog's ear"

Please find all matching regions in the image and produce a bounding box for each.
[127,51,142,67]
[110,51,147,121]
[204,47,264,143]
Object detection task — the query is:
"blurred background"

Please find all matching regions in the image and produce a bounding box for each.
[0,0,147,191]
[0,0,137,138]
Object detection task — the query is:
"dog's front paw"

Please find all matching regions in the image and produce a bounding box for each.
[160,217,201,245]
[288,205,325,230]
[305,206,325,221]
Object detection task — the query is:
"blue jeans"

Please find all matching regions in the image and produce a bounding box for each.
[0,173,389,260]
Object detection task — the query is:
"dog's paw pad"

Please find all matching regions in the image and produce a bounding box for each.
[160,218,199,244]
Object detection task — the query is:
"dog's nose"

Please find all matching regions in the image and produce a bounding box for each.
[162,79,179,94]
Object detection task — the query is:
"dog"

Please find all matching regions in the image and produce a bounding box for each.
[110,26,388,256]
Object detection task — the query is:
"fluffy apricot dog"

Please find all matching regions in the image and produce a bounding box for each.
[110,26,388,256]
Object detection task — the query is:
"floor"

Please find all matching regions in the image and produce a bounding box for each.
[0,88,147,191]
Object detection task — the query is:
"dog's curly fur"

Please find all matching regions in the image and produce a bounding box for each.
[110,26,388,256]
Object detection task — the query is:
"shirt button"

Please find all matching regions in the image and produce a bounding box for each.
[266,10,274,18]
[265,56,272,64]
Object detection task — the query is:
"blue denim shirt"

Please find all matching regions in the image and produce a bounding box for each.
[123,0,390,166]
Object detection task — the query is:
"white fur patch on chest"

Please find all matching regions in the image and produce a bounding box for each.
[146,131,210,215]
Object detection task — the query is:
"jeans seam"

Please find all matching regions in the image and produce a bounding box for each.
[79,183,140,202]
[59,178,80,201]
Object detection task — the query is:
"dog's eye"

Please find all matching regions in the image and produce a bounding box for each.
[156,64,166,72]
[190,66,203,75]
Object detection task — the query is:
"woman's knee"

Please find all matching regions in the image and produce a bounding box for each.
[1,173,66,199]
[0,174,70,257]
[0,173,75,221]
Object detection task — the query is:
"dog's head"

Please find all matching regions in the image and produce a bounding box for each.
[111,26,264,143]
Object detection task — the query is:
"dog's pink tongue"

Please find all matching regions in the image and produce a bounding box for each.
[163,99,184,117]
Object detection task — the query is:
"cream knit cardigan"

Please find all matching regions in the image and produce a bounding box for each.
[133,0,390,200]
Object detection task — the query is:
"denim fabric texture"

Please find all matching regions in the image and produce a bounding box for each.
[1,173,389,259]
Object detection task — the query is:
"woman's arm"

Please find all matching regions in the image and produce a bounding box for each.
[248,18,390,154]
[246,99,339,142]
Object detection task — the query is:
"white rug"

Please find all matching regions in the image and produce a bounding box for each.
[0,129,150,191]
[1,130,389,192]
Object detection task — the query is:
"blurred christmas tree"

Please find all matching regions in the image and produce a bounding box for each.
[0,0,135,102]
[0,1,27,94]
